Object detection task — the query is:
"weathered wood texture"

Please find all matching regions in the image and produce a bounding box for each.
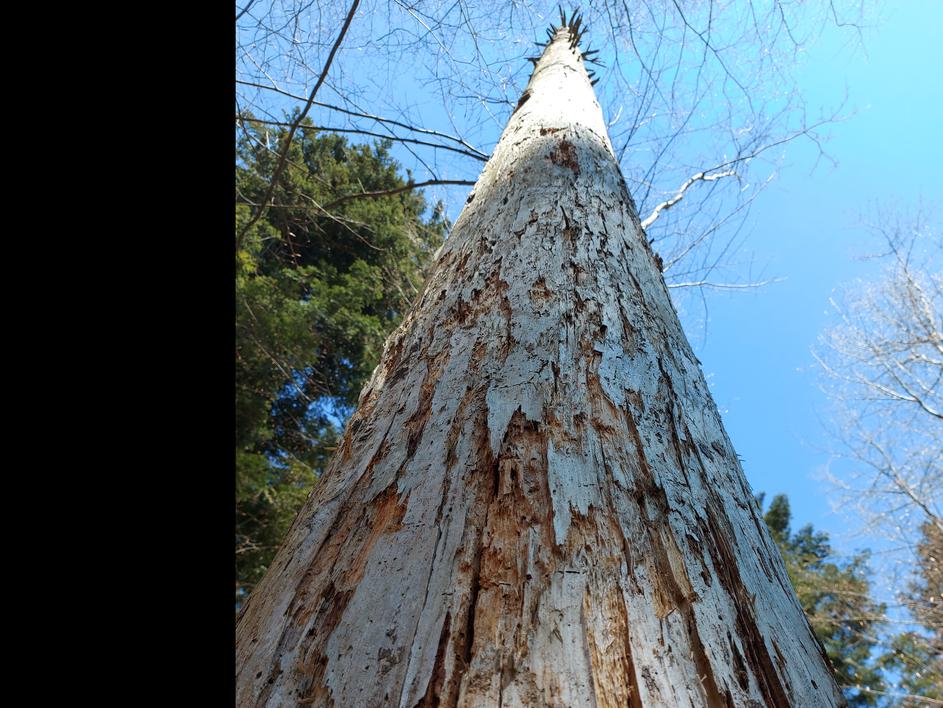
[236,26,844,708]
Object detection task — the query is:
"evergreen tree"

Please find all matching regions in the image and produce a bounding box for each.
[235,118,447,607]
[758,493,887,706]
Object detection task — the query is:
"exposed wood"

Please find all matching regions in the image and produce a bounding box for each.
[236,25,844,708]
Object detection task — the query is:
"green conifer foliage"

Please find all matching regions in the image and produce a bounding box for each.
[759,494,887,706]
[235,118,447,607]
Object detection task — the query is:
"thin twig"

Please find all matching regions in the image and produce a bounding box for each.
[235,79,489,158]
[323,180,475,211]
[235,115,488,162]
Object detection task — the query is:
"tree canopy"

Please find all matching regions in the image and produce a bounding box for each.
[235,119,447,605]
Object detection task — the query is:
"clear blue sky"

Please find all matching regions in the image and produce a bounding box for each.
[691,0,942,556]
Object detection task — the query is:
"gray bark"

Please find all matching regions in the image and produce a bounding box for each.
[236,25,844,708]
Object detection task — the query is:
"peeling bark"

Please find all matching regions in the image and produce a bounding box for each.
[236,25,845,708]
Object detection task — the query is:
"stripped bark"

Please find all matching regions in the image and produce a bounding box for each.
[236,23,844,708]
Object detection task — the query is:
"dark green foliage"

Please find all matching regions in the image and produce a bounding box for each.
[235,117,447,608]
[758,494,887,706]
[761,493,791,546]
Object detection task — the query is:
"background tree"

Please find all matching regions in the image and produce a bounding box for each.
[815,210,942,706]
[816,210,942,542]
[235,118,447,606]
[758,493,887,706]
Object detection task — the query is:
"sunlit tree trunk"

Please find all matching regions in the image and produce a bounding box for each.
[236,22,844,707]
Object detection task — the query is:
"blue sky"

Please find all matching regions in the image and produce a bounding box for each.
[692,0,941,558]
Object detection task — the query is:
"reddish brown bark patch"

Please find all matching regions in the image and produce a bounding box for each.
[529,276,554,304]
[584,346,623,438]
[584,580,644,708]
[565,508,646,708]
[453,409,557,705]
[512,90,531,115]
[404,347,450,460]
[549,139,580,174]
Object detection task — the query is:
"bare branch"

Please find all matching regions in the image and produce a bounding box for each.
[816,207,943,559]
[235,115,488,162]
[237,0,361,247]
[235,79,489,158]
[322,180,476,211]
[641,169,736,229]
[236,0,258,22]
[667,277,784,290]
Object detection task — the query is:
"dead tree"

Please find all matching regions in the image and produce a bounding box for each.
[236,18,844,707]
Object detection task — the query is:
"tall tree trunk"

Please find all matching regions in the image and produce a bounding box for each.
[236,21,844,708]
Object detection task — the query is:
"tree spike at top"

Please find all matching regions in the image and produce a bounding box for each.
[548,7,585,48]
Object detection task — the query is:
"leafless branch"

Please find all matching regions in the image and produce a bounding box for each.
[641,169,736,229]
[816,206,943,553]
[667,277,784,290]
[236,0,258,22]
[236,115,488,162]
[235,79,489,158]
[237,0,361,247]
[322,180,476,210]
